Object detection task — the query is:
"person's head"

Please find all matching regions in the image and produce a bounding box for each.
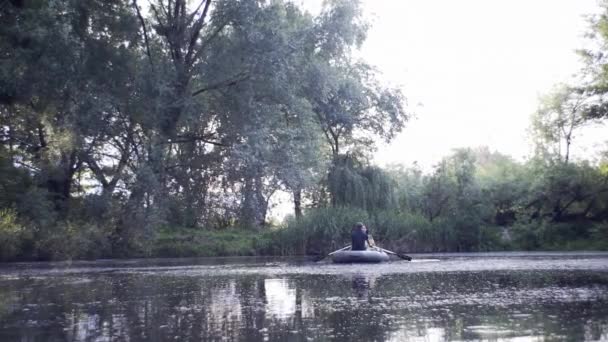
[354,222,366,233]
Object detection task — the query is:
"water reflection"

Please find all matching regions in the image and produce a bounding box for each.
[265,278,295,318]
[209,279,242,322]
[351,273,378,300]
[0,256,607,341]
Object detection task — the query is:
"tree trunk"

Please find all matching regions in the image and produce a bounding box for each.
[564,136,571,164]
[241,175,266,229]
[45,150,79,215]
[293,188,302,219]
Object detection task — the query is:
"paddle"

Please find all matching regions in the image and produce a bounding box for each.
[313,245,351,262]
[376,247,412,261]
[366,229,410,260]
[329,245,351,255]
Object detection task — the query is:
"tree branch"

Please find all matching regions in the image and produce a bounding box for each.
[132,0,154,66]
[185,0,212,66]
[187,0,209,24]
[82,154,110,189]
[191,72,249,96]
[149,3,167,28]
[167,135,226,147]
[189,19,228,65]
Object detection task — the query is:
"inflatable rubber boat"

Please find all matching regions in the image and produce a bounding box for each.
[331,248,390,263]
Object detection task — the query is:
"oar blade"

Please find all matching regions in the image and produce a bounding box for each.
[397,253,412,261]
[377,247,412,261]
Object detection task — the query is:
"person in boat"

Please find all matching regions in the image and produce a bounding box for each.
[351,222,375,250]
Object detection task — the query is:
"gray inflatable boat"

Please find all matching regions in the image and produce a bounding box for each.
[331,249,390,263]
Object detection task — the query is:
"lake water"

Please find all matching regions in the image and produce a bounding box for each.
[0,252,607,341]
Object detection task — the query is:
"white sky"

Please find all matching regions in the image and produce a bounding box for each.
[298,0,607,169]
[268,0,608,220]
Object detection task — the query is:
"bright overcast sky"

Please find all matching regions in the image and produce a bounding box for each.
[271,0,608,219]
[299,0,607,170]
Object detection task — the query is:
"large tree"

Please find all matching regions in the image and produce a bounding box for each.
[530,85,595,164]
[0,0,139,213]
[299,0,409,207]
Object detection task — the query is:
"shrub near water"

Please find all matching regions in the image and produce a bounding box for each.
[366,210,426,251]
[508,220,607,251]
[274,207,509,255]
[35,221,113,260]
[151,227,276,257]
[275,207,368,255]
[2,199,605,261]
[0,209,28,261]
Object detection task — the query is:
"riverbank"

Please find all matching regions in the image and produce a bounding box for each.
[2,206,607,262]
[149,225,608,259]
[151,227,277,257]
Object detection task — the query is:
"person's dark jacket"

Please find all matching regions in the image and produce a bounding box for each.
[351,229,369,251]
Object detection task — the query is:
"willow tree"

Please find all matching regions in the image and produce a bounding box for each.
[327,155,397,211]
[297,0,410,207]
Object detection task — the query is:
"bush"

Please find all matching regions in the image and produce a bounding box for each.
[477,225,509,251]
[509,221,542,250]
[35,221,112,260]
[273,207,508,255]
[15,188,56,228]
[274,207,368,255]
[150,227,276,257]
[508,220,604,251]
[590,222,608,250]
[366,210,429,252]
[0,209,29,261]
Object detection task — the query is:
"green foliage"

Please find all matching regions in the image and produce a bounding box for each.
[0,209,28,261]
[0,149,33,207]
[387,147,608,252]
[35,221,112,260]
[367,210,433,251]
[509,220,607,251]
[328,156,397,211]
[151,227,275,257]
[577,0,608,120]
[524,159,608,223]
[590,222,608,250]
[274,207,368,255]
[1,0,607,261]
[530,85,593,163]
[270,206,508,255]
[475,148,528,226]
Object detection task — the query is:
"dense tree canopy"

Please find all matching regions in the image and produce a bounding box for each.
[0,0,607,260]
[0,0,410,259]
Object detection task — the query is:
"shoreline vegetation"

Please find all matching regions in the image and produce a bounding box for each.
[1,0,608,262]
[2,204,607,262]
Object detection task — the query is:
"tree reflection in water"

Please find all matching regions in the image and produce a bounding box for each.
[352,273,378,301]
[0,260,607,341]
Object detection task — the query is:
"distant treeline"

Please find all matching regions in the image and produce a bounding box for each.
[0,0,607,261]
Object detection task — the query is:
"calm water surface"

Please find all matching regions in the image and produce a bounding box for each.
[0,252,607,341]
